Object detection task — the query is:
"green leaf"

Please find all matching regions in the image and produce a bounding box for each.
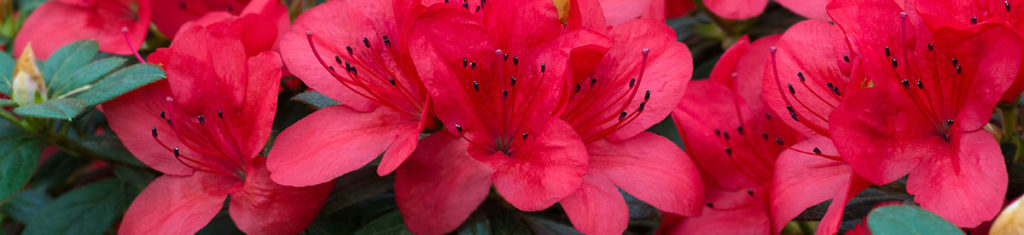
[1,188,52,223]
[292,90,339,109]
[17,0,48,13]
[354,210,413,235]
[113,166,156,192]
[78,135,146,167]
[54,57,127,95]
[322,165,394,215]
[13,98,86,120]
[23,179,134,235]
[867,205,963,235]
[0,98,14,107]
[0,51,16,96]
[73,63,165,106]
[43,40,98,89]
[0,121,43,200]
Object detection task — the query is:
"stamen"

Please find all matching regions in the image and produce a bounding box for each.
[884,46,891,57]
[797,72,805,82]
[813,147,822,155]
[724,147,732,155]
[151,127,158,137]
[521,133,528,139]
[346,46,353,56]
[122,27,146,64]
[362,37,370,48]
[473,81,480,91]
[970,17,978,24]
[382,35,391,48]
[198,115,205,125]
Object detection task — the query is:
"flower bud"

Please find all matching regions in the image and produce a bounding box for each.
[11,44,46,105]
[992,197,1024,235]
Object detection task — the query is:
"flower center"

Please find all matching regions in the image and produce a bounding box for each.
[150,97,247,178]
[557,48,652,144]
[888,12,962,142]
[304,32,426,118]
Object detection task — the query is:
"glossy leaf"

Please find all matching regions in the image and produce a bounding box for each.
[0,121,44,200]
[43,40,99,87]
[292,90,339,109]
[54,57,127,95]
[13,98,86,120]
[353,210,413,235]
[23,179,135,235]
[867,205,963,235]
[73,63,165,106]
[0,50,17,96]
[0,188,52,223]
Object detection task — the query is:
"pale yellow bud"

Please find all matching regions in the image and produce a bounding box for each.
[992,197,1024,235]
[11,44,45,105]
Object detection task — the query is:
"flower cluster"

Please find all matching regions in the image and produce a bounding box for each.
[3,0,1024,234]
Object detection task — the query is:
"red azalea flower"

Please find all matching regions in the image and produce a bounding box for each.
[704,0,830,20]
[268,0,434,186]
[14,0,151,59]
[105,11,332,235]
[762,20,872,234]
[394,0,593,233]
[547,1,703,234]
[915,0,1024,102]
[828,0,1021,227]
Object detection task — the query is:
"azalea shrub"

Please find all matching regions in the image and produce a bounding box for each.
[5,0,1024,234]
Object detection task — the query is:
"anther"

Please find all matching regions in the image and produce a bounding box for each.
[629,78,636,88]
[362,37,370,48]
[747,189,754,195]
[891,58,898,68]
[502,90,508,98]
[522,133,528,139]
[160,111,166,119]
[173,147,180,157]
[638,102,646,112]
[151,127,158,137]
[736,126,744,135]
[884,46,891,57]
[901,80,910,88]
[462,1,468,9]
[714,129,721,137]
[971,17,978,24]
[644,90,651,101]
[346,46,353,56]
[707,202,714,208]
[947,119,954,126]
[463,58,468,67]
[724,147,732,156]
[510,77,517,86]
[540,63,546,73]
[389,77,397,85]
[832,86,842,96]
[797,72,805,82]
[723,131,731,140]
[455,124,463,133]
[575,83,582,93]
[619,112,628,120]
[775,138,785,145]
[179,2,186,9]
[590,78,597,87]
[956,65,962,74]
[513,56,518,66]
[503,53,509,61]
[470,61,476,69]
[827,82,834,90]
[916,80,923,89]
[382,35,391,48]
[928,43,934,51]
[787,84,795,94]
[335,55,342,64]
[1007,1,1012,12]
[952,58,959,66]
[473,81,480,91]
[765,113,772,120]
[217,110,223,118]
[761,132,768,139]
[813,147,822,155]
[843,55,850,63]
[198,115,205,124]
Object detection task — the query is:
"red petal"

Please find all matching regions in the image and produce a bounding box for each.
[707,36,751,87]
[162,22,248,113]
[103,80,192,175]
[673,81,762,189]
[588,132,703,216]
[481,0,562,53]
[769,137,868,235]
[907,130,1008,227]
[395,132,494,235]
[775,0,830,20]
[762,20,851,137]
[711,35,779,119]
[560,171,629,235]
[234,51,284,161]
[118,173,235,235]
[661,189,771,234]
[596,0,655,26]
[267,105,420,186]
[599,19,693,141]
[279,0,402,112]
[152,0,246,38]
[569,0,608,32]
[15,0,151,59]
[704,0,768,19]
[479,119,588,211]
[665,0,695,19]
[935,24,1022,130]
[229,157,334,235]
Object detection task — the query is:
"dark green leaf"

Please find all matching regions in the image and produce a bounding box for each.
[322,165,394,215]
[197,214,244,235]
[0,121,43,200]
[54,57,127,95]
[27,151,88,191]
[23,179,134,235]
[17,0,48,13]
[292,90,339,109]
[354,210,413,235]
[0,51,16,96]
[1,188,52,223]
[78,135,146,167]
[43,40,98,89]
[113,166,156,192]
[73,63,165,106]
[13,98,86,120]
[0,98,14,107]
[866,205,963,235]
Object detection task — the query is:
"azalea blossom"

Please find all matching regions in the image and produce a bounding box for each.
[104,7,332,234]
[666,35,799,234]
[14,0,151,59]
[268,0,434,186]
[394,0,593,233]
[828,0,1022,227]
[551,1,703,234]
[705,0,831,20]
[762,19,872,235]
